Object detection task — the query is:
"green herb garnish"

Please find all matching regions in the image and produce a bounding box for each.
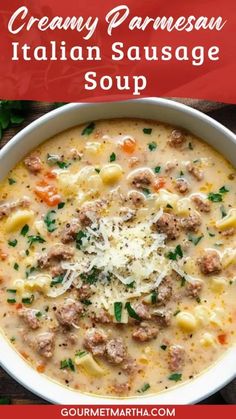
[142,188,151,196]
[7,298,16,304]
[154,166,161,173]
[110,152,116,162]
[166,245,183,261]
[44,210,57,233]
[8,178,16,185]
[220,205,227,218]
[60,358,75,371]
[188,142,194,150]
[22,295,34,305]
[80,267,99,285]
[81,122,95,136]
[208,192,223,202]
[58,202,65,209]
[114,302,122,322]
[8,239,17,247]
[151,291,157,304]
[143,128,152,135]
[168,373,182,382]
[20,224,29,236]
[13,263,19,271]
[219,186,229,194]
[75,350,87,358]
[27,235,45,247]
[148,141,157,151]
[81,299,92,306]
[137,383,150,393]
[50,275,64,287]
[76,230,87,249]
[125,302,141,321]
[188,234,203,246]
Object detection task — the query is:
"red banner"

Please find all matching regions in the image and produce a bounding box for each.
[0,405,236,419]
[0,0,235,102]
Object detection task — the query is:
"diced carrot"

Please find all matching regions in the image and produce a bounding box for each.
[45,170,57,179]
[16,303,23,310]
[153,177,166,191]
[35,180,61,207]
[37,364,46,373]
[218,333,227,345]
[0,249,8,261]
[120,138,136,154]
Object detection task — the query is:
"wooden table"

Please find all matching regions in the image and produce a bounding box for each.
[0,101,235,404]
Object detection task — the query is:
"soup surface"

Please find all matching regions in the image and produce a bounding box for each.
[0,119,236,398]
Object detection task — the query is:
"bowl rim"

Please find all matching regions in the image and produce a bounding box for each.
[0,97,235,405]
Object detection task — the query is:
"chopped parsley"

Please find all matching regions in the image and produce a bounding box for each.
[142,188,151,196]
[35,311,42,318]
[168,373,182,382]
[80,267,99,285]
[81,299,92,306]
[208,192,223,202]
[57,161,70,169]
[154,166,161,173]
[22,295,34,305]
[8,178,16,185]
[160,345,167,351]
[114,302,122,322]
[148,141,157,151]
[188,234,203,246]
[7,298,16,304]
[8,239,17,247]
[13,263,19,271]
[44,210,57,233]
[109,152,116,162]
[166,203,173,209]
[75,350,87,358]
[166,245,183,261]
[47,154,69,169]
[58,202,65,209]
[95,168,100,173]
[60,358,75,372]
[151,291,157,304]
[81,122,95,136]
[25,266,36,278]
[173,309,181,316]
[76,230,87,249]
[125,302,141,321]
[143,128,152,135]
[219,186,229,194]
[20,224,29,236]
[7,289,17,293]
[27,235,45,247]
[207,227,215,237]
[50,275,64,287]
[137,383,150,393]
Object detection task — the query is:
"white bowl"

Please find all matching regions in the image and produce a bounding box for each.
[0,98,236,404]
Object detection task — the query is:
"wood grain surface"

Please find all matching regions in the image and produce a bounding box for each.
[0,101,235,405]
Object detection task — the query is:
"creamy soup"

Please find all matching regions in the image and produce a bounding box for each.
[0,119,236,398]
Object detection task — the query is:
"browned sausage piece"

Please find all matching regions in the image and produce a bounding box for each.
[181,213,201,232]
[84,328,108,356]
[198,250,222,275]
[175,178,190,194]
[18,308,40,330]
[35,332,55,358]
[186,163,204,181]
[152,309,172,327]
[152,213,181,240]
[132,322,158,342]
[110,382,131,395]
[185,280,203,298]
[24,154,42,174]
[168,344,185,371]
[105,338,126,364]
[61,219,80,244]
[38,245,74,269]
[191,195,211,213]
[92,309,112,324]
[78,199,105,227]
[156,276,173,305]
[128,190,145,207]
[129,169,154,189]
[133,303,151,320]
[56,299,84,327]
[168,130,186,148]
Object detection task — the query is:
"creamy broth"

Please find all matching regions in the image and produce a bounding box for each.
[0,118,236,398]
